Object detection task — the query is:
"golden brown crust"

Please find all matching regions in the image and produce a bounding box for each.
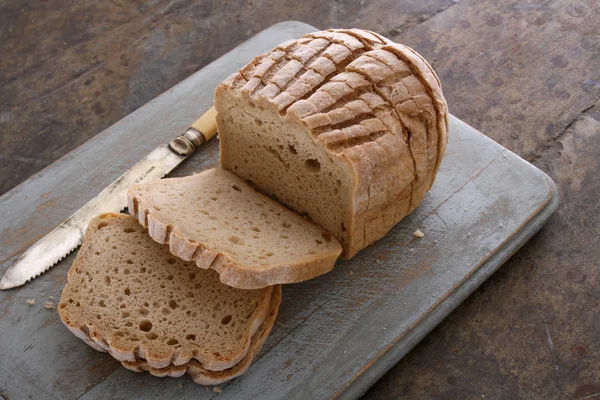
[216,29,449,258]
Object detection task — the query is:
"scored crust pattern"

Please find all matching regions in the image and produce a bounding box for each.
[218,29,449,257]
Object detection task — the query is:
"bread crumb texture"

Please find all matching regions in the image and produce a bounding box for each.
[58,213,275,372]
[128,168,342,289]
[122,285,282,386]
[216,29,449,259]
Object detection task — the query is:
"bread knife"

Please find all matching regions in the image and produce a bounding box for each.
[0,106,218,290]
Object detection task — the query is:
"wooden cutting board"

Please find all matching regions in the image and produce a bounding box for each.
[0,22,557,400]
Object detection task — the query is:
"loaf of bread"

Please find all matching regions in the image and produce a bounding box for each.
[59,28,449,387]
[215,29,448,258]
[128,168,342,289]
[58,213,279,372]
[122,285,281,385]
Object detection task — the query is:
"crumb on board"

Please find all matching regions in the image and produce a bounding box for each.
[413,229,425,238]
[213,386,223,393]
[43,301,55,309]
[26,299,35,306]
[178,383,182,389]
[48,295,54,299]
[276,321,286,328]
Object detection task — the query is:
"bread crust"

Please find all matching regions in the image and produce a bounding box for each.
[216,29,449,258]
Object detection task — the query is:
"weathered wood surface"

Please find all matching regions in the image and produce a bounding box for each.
[0,22,557,400]
[1,0,598,397]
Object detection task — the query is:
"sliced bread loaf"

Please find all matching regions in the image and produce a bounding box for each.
[122,285,281,385]
[127,168,342,289]
[215,29,449,259]
[58,213,275,371]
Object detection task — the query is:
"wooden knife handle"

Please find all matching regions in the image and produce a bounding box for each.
[169,106,218,156]
[190,106,218,141]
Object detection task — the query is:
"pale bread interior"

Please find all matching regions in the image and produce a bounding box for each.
[58,213,273,371]
[128,168,342,288]
[122,285,281,386]
[218,97,352,249]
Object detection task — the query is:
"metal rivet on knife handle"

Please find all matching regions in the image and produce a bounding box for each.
[169,106,218,156]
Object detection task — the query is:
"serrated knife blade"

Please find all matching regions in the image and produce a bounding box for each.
[0,106,217,290]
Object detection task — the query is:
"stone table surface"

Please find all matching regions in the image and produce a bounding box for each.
[1,1,599,399]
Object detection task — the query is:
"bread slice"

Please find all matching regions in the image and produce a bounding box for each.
[215,29,449,259]
[122,285,281,385]
[58,213,275,371]
[127,168,342,289]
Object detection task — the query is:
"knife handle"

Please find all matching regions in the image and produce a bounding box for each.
[169,106,218,156]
